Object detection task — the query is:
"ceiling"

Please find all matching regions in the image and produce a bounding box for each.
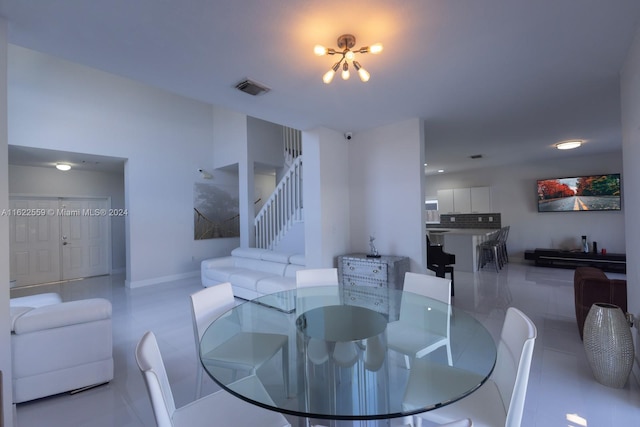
[2,0,640,175]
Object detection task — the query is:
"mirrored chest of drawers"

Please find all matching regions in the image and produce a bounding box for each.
[337,253,410,319]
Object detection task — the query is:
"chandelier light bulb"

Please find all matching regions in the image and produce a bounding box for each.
[323,69,336,84]
[353,61,370,82]
[345,50,355,61]
[314,45,328,56]
[323,61,341,84]
[358,68,370,82]
[369,43,383,54]
[341,62,350,80]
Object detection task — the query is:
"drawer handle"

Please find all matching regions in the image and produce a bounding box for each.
[350,266,355,270]
[373,269,378,273]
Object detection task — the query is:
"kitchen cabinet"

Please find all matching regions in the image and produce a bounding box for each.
[453,188,471,213]
[438,186,491,213]
[470,186,492,213]
[437,189,454,214]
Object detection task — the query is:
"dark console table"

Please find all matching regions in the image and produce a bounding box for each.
[524,248,626,273]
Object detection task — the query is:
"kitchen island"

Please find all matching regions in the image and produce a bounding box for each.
[427,228,499,272]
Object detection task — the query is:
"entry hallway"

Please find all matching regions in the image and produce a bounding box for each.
[10,262,639,426]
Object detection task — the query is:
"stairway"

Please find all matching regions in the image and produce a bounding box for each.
[254,127,303,249]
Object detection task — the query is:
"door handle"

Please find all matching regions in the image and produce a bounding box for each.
[63,242,68,245]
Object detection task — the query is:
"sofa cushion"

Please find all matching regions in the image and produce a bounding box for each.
[10,307,32,332]
[10,293,62,308]
[289,254,306,266]
[284,263,306,278]
[235,257,287,276]
[13,299,112,334]
[256,276,297,295]
[231,247,268,260]
[203,265,247,282]
[229,270,279,291]
[261,251,292,263]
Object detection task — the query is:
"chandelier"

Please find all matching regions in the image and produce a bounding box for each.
[314,34,383,84]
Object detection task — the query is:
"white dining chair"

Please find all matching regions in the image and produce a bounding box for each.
[190,283,288,399]
[412,307,537,427]
[135,331,291,427]
[296,268,339,287]
[387,272,453,369]
[295,267,349,366]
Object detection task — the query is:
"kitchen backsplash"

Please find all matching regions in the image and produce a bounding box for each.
[430,213,502,229]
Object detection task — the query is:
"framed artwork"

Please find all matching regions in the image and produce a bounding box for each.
[194,168,240,239]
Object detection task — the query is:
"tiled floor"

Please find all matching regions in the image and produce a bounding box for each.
[9,262,639,427]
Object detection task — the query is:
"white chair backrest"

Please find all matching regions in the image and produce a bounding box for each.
[135,331,176,427]
[296,268,339,288]
[190,283,235,346]
[493,307,537,427]
[401,272,451,335]
[403,272,451,304]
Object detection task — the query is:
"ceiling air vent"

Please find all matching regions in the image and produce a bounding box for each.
[235,79,271,96]
[470,154,483,159]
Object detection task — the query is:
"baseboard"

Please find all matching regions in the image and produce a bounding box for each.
[125,270,199,289]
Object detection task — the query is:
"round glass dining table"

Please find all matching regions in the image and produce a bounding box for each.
[199,285,496,423]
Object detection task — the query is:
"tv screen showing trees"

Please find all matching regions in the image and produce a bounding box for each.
[537,174,621,212]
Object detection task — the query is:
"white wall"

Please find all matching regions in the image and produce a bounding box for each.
[248,116,284,169]
[348,119,427,272]
[425,151,625,258]
[0,17,13,426]
[8,45,238,287]
[254,173,276,214]
[621,23,640,376]
[8,164,126,272]
[303,127,351,267]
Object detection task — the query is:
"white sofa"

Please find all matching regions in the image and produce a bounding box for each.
[10,293,114,403]
[201,247,306,300]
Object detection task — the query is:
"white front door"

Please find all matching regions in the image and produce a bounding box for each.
[9,198,61,285]
[59,198,110,281]
[9,196,111,286]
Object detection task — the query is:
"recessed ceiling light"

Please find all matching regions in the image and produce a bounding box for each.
[556,140,582,150]
[55,163,71,171]
[437,169,444,173]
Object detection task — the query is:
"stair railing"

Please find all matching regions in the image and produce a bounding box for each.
[284,126,302,167]
[255,155,303,249]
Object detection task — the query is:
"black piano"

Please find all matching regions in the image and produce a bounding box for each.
[427,236,456,295]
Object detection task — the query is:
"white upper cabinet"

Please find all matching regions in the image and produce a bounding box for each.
[470,186,492,213]
[437,186,492,213]
[437,189,454,214]
[453,188,471,213]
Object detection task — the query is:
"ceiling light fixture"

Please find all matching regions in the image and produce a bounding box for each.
[556,140,582,150]
[55,163,71,171]
[314,34,383,84]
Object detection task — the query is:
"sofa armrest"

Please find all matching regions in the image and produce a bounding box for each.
[201,256,235,270]
[13,298,112,335]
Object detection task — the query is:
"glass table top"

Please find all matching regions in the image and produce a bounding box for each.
[200,285,496,421]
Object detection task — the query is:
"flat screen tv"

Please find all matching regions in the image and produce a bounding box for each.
[537,174,621,212]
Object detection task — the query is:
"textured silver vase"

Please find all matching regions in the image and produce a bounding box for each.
[583,303,634,388]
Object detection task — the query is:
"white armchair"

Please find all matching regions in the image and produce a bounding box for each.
[10,293,114,403]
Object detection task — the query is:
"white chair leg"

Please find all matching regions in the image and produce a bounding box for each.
[195,363,203,399]
[404,354,411,369]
